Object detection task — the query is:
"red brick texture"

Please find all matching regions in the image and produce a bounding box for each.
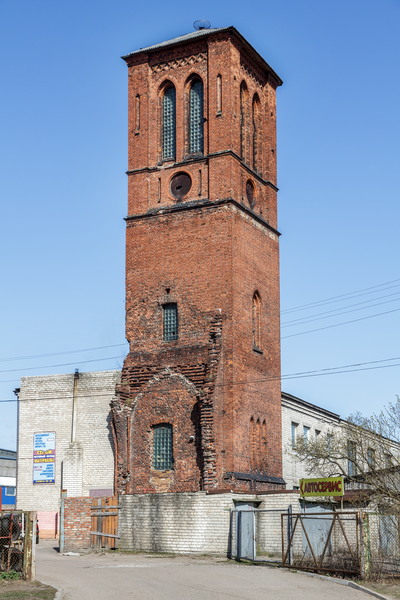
[112,27,284,494]
[64,497,92,551]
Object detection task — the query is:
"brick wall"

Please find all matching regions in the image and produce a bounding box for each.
[113,27,284,496]
[64,497,92,551]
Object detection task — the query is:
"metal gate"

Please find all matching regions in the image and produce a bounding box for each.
[90,498,120,549]
[282,511,360,575]
[230,507,291,561]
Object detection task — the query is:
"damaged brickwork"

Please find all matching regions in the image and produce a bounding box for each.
[112,313,222,494]
[112,27,285,495]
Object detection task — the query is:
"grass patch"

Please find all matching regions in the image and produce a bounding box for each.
[0,581,56,600]
[357,580,400,600]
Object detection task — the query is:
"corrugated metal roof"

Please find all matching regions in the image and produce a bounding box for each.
[122,27,229,59]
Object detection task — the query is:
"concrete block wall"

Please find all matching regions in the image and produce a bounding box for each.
[16,370,120,537]
[118,490,301,554]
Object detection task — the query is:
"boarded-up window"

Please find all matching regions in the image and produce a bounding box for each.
[252,291,261,349]
[153,424,173,470]
[252,94,261,172]
[189,80,204,153]
[163,86,176,160]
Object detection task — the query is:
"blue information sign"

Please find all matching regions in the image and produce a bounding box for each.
[33,432,56,484]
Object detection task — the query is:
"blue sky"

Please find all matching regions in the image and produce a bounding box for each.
[1,0,399,450]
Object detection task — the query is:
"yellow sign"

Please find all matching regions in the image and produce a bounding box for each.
[299,476,344,497]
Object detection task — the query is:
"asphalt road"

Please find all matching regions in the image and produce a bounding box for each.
[36,540,374,600]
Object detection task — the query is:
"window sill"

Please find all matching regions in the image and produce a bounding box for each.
[253,346,263,355]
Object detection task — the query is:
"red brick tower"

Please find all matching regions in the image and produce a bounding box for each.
[111,25,284,494]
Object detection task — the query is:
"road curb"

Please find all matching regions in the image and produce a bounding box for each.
[293,570,392,600]
[38,579,64,600]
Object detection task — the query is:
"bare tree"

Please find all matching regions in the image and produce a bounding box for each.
[291,397,400,512]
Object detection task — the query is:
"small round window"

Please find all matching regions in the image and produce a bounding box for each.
[246,180,256,209]
[170,172,192,201]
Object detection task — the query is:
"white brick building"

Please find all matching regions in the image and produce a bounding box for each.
[16,370,120,538]
[281,391,340,490]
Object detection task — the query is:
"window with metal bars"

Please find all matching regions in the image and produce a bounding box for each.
[153,424,173,470]
[163,303,178,341]
[163,86,176,160]
[189,79,204,154]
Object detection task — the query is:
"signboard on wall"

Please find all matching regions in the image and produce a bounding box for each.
[33,432,56,484]
[299,476,343,497]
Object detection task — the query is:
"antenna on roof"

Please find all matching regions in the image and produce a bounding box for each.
[193,20,211,30]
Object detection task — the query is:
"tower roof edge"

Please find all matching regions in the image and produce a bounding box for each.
[121,26,283,86]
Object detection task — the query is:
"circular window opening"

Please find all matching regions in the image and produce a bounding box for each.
[170,172,192,201]
[246,180,256,208]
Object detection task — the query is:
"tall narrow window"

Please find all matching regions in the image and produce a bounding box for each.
[216,74,222,115]
[252,94,261,172]
[252,291,261,350]
[250,417,255,470]
[153,424,173,470]
[163,86,176,160]
[262,420,267,470]
[367,447,376,469]
[291,423,298,448]
[135,94,140,133]
[303,426,310,445]
[348,441,357,477]
[240,82,248,162]
[163,303,178,341]
[256,419,261,471]
[189,79,204,153]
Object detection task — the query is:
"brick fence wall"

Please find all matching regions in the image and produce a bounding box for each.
[64,497,92,551]
[63,491,301,554]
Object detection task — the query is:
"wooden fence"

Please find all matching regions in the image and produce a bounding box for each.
[90,498,119,549]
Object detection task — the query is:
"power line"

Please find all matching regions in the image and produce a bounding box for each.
[0,343,128,363]
[281,296,400,328]
[281,307,400,339]
[0,355,123,375]
[281,278,400,315]
[282,290,400,325]
[0,354,399,403]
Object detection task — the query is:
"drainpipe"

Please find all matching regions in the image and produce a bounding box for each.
[71,369,79,443]
[13,387,20,509]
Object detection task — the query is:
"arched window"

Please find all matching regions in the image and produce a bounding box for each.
[163,85,176,161]
[252,94,261,172]
[252,292,261,350]
[189,79,204,154]
[153,424,173,470]
[240,82,249,162]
